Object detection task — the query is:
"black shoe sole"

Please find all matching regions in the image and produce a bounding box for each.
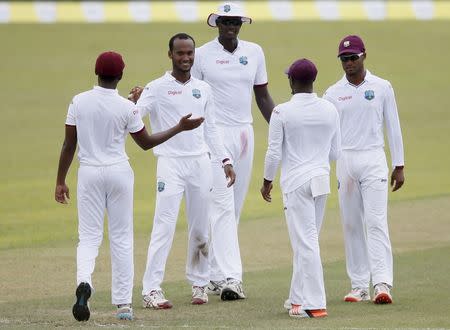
[72,282,91,321]
[221,288,239,301]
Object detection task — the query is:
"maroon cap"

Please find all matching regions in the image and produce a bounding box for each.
[95,51,125,77]
[338,35,365,56]
[285,58,318,83]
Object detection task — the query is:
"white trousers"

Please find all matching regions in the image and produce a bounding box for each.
[337,149,393,289]
[283,180,327,310]
[209,124,254,282]
[142,155,213,294]
[76,161,134,305]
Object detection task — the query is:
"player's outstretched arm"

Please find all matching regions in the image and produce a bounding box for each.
[131,113,204,150]
[55,125,77,204]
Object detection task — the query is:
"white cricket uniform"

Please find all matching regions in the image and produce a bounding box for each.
[137,72,228,293]
[323,70,404,289]
[66,86,144,305]
[264,93,341,309]
[191,38,268,281]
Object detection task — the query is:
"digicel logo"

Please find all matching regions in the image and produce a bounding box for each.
[168,90,182,95]
[216,60,230,64]
[338,96,352,101]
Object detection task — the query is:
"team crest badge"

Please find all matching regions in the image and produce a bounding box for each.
[192,89,201,99]
[337,180,340,190]
[224,4,231,12]
[239,56,248,65]
[364,90,375,100]
[344,40,350,47]
[157,181,165,192]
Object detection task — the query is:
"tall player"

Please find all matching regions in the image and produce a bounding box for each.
[324,35,405,304]
[132,33,235,309]
[261,59,340,318]
[191,2,275,300]
[55,51,204,321]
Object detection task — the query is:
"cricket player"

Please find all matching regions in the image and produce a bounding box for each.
[261,59,341,318]
[191,2,275,300]
[55,51,204,322]
[323,35,405,304]
[131,33,235,309]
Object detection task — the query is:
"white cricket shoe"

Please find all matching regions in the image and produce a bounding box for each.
[191,286,208,305]
[289,304,328,318]
[373,283,393,304]
[344,287,371,302]
[116,304,133,320]
[284,299,291,310]
[220,278,246,301]
[142,289,173,309]
[206,280,225,296]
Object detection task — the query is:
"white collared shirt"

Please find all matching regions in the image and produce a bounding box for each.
[264,93,341,193]
[136,72,227,160]
[65,86,144,166]
[191,38,268,126]
[323,70,404,167]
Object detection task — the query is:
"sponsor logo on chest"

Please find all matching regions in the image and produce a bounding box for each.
[168,90,182,96]
[338,95,352,101]
[216,59,230,65]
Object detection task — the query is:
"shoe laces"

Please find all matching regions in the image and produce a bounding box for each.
[227,278,241,285]
[192,286,206,297]
[150,289,166,300]
[375,283,390,294]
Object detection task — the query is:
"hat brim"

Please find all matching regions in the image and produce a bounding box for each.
[207,13,252,27]
[338,48,364,57]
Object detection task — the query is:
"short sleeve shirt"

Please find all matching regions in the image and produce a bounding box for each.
[191,38,268,125]
[66,86,144,166]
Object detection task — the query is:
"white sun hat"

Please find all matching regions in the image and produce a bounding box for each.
[207,2,252,27]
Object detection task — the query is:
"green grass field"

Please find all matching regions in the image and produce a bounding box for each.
[1,21,450,328]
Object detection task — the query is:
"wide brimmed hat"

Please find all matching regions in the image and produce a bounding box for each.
[207,2,252,27]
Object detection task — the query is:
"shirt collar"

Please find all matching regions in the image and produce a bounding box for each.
[164,71,192,85]
[213,37,241,53]
[291,92,317,101]
[93,86,118,94]
[340,69,372,86]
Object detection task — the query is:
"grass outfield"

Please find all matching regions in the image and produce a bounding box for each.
[0,21,449,328]
[1,197,449,328]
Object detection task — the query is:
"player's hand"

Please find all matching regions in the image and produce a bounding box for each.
[178,113,204,131]
[223,164,236,187]
[128,86,143,104]
[55,183,70,204]
[391,166,405,192]
[260,179,273,202]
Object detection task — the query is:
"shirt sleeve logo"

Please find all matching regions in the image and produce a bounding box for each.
[157,181,165,192]
[239,56,248,65]
[192,88,201,99]
[364,90,375,100]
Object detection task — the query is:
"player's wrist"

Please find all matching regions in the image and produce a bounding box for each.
[222,158,232,167]
[263,178,272,186]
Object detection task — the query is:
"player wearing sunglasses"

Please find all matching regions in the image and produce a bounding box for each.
[324,35,405,305]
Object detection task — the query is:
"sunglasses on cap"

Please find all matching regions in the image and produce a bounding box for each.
[339,52,364,62]
[216,17,243,26]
